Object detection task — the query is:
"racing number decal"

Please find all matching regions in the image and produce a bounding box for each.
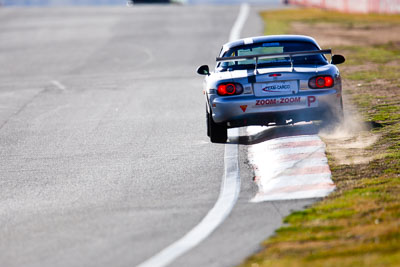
[307,96,317,107]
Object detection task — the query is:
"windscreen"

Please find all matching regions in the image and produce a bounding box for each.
[219,41,328,70]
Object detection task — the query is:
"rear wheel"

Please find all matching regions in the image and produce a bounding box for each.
[206,111,210,137]
[206,111,227,143]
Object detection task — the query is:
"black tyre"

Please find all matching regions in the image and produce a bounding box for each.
[207,111,227,143]
[206,111,211,137]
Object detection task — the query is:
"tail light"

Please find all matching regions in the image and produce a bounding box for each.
[217,83,244,96]
[269,73,282,77]
[308,76,334,89]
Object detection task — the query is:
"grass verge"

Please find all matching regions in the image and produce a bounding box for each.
[240,8,400,267]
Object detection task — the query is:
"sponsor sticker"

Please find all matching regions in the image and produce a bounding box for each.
[262,83,291,93]
[255,96,318,107]
[254,80,298,97]
[262,42,280,47]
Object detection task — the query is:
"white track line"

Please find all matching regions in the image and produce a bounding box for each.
[136,4,249,267]
[229,3,250,41]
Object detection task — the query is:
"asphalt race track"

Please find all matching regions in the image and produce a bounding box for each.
[0,3,316,267]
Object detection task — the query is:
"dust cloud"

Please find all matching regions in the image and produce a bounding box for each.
[319,97,380,165]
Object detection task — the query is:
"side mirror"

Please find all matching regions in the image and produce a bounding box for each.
[197,65,210,75]
[331,54,345,65]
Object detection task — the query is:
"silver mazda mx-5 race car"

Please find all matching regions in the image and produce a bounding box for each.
[197,35,345,143]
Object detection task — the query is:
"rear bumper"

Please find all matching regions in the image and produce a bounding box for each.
[209,89,341,126]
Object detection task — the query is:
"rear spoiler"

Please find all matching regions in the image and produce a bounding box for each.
[216,49,332,71]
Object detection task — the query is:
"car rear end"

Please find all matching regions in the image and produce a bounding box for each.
[209,66,343,127]
[207,36,344,128]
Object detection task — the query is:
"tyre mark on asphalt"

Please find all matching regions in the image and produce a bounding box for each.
[136,4,249,267]
[0,88,45,131]
[0,78,71,131]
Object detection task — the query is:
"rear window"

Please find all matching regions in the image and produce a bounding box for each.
[218,41,328,70]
